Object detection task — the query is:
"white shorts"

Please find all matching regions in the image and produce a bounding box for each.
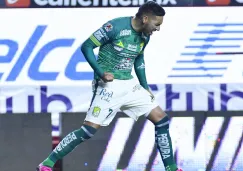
[85,78,159,126]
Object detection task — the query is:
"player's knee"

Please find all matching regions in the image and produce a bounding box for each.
[83,120,101,129]
[147,106,167,123]
[154,115,170,130]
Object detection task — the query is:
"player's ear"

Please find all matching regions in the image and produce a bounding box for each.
[142,15,149,24]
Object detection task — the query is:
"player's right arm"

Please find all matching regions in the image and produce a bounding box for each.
[81,22,117,82]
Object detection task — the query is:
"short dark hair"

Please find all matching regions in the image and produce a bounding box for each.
[136,1,165,19]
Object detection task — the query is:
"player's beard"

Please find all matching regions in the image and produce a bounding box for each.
[141,25,151,36]
[142,23,154,36]
[143,29,153,36]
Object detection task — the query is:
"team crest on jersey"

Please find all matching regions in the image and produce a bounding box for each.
[104,23,113,32]
[92,106,101,117]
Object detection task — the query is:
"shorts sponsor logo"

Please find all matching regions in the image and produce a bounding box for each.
[100,89,113,102]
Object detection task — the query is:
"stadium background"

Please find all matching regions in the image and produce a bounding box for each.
[0,0,243,171]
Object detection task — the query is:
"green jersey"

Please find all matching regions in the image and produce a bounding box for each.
[81,16,150,89]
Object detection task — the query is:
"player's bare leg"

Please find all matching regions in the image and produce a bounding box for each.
[36,121,100,171]
[147,106,182,171]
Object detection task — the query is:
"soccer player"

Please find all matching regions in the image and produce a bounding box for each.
[37,1,182,171]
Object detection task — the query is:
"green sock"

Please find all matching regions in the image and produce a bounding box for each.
[42,158,55,168]
[155,116,177,171]
[165,164,178,171]
[42,125,97,168]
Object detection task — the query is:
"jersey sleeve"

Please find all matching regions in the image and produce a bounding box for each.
[81,21,118,78]
[134,54,148,89]
[139,36,150,54]
[89,21,117,47]
[134,37,150,89]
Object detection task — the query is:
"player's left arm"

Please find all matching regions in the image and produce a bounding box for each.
[134,36,155,99]
[81,21,117,79]
[134,53,148,90]
[134,36,150,90]
[134,54,155,100]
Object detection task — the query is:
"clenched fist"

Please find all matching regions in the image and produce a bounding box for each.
[101,72,114,82]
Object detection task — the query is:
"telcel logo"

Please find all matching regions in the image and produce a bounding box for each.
[0,25,93,82]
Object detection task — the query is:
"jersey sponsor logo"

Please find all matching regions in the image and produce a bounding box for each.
[118,53,137,58]
[104,23,113,32]
[5,0,30,7]
[94,30,104,41]
[127,44,138,52]
[113,58,133,70]
[120,29,131,36]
